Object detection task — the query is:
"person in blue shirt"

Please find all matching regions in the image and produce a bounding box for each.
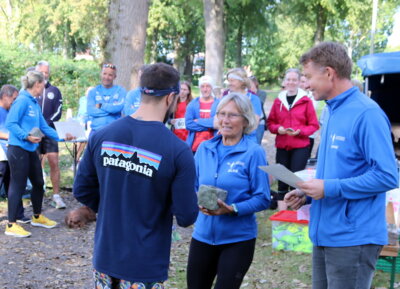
[285,42,399,289]
[77,86,93,129]
[87,63,127,133]
[74,63,198,289]
[0,85,28,223]
[187,92,270,289]
[5,71,74,238]
[123,65,148,116]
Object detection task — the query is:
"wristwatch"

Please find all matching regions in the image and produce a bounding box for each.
[231,203,238,216]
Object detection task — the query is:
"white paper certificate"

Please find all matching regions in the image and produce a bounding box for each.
[54,120,87,141]
[259,164,304,189]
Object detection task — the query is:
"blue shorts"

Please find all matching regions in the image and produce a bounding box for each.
[93,269,165,289]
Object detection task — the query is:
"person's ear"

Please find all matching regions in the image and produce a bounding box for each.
[166,92,176,106]
[326,67,336,81]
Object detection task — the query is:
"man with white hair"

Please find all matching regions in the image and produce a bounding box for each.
[185,75,219,153]
[36,60,65,209]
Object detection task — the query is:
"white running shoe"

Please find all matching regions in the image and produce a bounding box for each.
[51,194,66,209]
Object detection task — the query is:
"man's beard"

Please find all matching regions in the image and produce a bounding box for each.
[163,105,173,124]
[163,97,178,124]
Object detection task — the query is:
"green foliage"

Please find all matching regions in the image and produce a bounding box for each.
[0,0,108,57]
[0,42,100,112]
[145,0,204,80]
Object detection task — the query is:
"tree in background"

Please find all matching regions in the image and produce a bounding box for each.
[0,0,108,58]
[204,0,225,87]
[105,0,149,89]
[0,0,399,90]
[145,0,204,82]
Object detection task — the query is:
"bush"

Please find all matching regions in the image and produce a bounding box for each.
[0,43,100,114]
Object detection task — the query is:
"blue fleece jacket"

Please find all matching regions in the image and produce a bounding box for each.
[87,84,126,131]
[192,134,270,245]
[6,90,59,152]
[310,86,398,247]
[185,97,219,148]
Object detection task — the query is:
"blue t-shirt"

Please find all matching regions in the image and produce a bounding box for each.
[123,88,141,116]
[74,116,198,283]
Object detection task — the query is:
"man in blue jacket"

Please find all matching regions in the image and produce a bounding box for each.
[285,42,398,289]
[87,63,126,133]
[74,63,198,289]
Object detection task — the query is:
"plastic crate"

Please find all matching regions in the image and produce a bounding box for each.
[377,256,400,273]
[269,210,313,253]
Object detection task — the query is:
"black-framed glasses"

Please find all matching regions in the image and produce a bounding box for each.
[103,63,116,70]
[216,112,243,120]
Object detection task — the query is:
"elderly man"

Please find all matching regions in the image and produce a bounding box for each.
[87,63,126,134]
[285,42,398,289]
[74,63,198,288]
[36,61,65,209]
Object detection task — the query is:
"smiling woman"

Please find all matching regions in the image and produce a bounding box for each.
[186,92,270,289]
[267,68,320,210]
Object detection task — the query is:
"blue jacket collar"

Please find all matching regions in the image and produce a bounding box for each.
[20,89,38,103]
[326,86,357,112]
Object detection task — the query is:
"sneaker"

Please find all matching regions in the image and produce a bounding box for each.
[5,223,31,238]
[16,216,31,224]
[31,214,57,228]
[51,194,66,209]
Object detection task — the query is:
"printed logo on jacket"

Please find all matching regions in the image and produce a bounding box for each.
[101,141,162,178]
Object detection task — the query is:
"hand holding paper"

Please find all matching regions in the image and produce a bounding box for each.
[54,120,87,141]
[259,163,303,189]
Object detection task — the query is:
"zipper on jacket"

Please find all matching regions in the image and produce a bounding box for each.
[315,105,331,246]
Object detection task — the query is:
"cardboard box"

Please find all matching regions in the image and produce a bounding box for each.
[269,210,313,253]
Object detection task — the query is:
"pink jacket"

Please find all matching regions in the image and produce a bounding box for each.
[267,89,319,150]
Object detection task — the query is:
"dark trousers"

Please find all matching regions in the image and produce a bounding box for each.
[309,137,315,158]
[312,245,382,289]
[187,238,256,289]
[0,161,24,219]
[7,145,44,222]
[276,146,310,192]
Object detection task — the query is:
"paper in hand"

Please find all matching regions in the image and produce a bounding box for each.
[259,164,304,189]
[54,120,86,141]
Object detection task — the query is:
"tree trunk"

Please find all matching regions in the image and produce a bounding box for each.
[236,13,243,67]
[203,0,225,87]
[105,0,149,90]
[183,54,194,82]
[313,3,327,45]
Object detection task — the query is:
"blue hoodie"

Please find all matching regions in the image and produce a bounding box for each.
[185,97,219,148]
[87,84,126,131]
[310,86,398,247]
[192,134,270,245]
[6,90,59,152]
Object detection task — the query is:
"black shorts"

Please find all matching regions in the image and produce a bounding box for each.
[37,136,59,154]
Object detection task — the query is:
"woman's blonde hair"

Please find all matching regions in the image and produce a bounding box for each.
[21,71,44,90]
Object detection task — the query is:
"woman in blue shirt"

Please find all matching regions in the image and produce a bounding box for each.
[5,71,71,238]
[187,93,270,289]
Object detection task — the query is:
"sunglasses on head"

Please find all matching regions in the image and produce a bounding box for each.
[103,63,116,70]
